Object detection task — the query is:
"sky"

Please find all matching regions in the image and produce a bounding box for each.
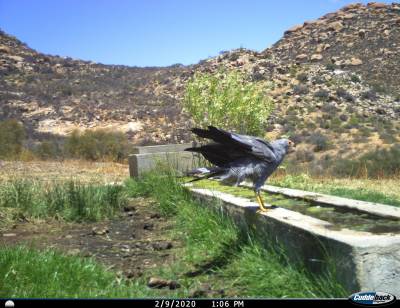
[0,0,395,67]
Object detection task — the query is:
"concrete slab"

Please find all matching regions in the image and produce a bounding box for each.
[187,186,400,296]
[131,143,193,154]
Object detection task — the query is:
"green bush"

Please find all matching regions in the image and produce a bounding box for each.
[0,119,26,159]
[183,70,274,136]
[332,144,400,178]
[33,140,63,160]
[65,129,131,161]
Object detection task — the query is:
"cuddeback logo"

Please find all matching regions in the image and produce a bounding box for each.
[349,291,396,306]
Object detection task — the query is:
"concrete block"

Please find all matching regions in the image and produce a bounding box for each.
[129,151,200,178]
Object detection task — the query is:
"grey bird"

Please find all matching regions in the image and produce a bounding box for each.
[185,126,295,212]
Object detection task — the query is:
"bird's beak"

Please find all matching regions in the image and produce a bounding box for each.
[288,140,296,153]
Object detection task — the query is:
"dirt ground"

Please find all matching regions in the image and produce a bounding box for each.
[0,160,182,280]
[0,196,181,279]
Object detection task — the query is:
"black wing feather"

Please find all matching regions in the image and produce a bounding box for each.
[189,126,277,163]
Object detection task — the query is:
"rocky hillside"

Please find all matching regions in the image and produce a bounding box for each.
[0,31,192,144]
[1,2,399,165]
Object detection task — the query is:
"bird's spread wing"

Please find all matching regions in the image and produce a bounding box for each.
[189,126,277,163]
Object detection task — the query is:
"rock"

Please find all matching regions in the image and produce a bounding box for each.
[327,21,344,32]
[367,2,387,9]
[147,277,180,289]
[350,57,363,66]
[152,242,173,251]
[311,54,323,61]
[65,235,73,239]
[0,45,11,53]
[67,248,81,256]
[143,223,154,230]
[317,32,329,42]
[284,24,303,35]
[123,204,136,212]
[342,3,363,11]
[91,227,109,235]
[316,44,330,53]
[168,280,181,290]
[295,54,308,61]
[2,233,17,237]
[342,13,355,19]
[7,55,24,62]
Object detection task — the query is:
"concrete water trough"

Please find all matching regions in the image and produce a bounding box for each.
[128,143,200,178]
[128,144,400,296]
[185,182,400,297]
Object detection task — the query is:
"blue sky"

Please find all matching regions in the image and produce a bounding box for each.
[0,0,394,67]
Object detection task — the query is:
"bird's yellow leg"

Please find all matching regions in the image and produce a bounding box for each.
[255,192,269,213]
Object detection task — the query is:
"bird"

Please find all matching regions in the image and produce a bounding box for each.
[185,126,295,212]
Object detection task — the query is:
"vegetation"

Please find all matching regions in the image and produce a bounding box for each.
[0,119,131,162]
[331,144,400,178]
[65,129,132,162]
[0,170,346,298]
[123,170,346,298]
[183,70,274,136]
[308,132,330,152]
[269,174,400,207]
[0,179,127,222]
[0,119,26,159]
[0,246,139,298]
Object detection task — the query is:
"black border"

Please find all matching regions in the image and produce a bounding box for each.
[4,298,395,308]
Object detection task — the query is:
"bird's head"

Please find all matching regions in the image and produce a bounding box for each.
[275,138,296,154]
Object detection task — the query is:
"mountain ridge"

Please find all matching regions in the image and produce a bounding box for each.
[1,2,399,164]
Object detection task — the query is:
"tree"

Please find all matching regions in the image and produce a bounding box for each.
[183,70,274,136]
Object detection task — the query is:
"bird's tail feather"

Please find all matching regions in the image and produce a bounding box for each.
[185,166,225,183]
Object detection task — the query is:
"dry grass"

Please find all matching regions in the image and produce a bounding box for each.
[316,177,400,199]
[271,172,400,200]
[0,159,128,184]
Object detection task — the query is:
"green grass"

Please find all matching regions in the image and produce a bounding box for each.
[0,170,347,298]
[0,179,127,222]
[0,246,148,298]
[269,174,400,207]
[123,170,346,298]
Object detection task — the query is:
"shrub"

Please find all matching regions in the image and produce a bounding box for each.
[361,90,377,101]
[314,89,329,100]
[296,72,308,82]
[350,74,361,83]
[339,114,348,122]
[345,115,360,129]
[336,88,354,102]
[308,132,330,152]
[183,70,274,136]
[65,129,131,161]
[295,149,315,163]
[332,145,400,178]
[325,63,336,71]
[33,140,63,160]
[292,84,309,95]
[0,119,26,159]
